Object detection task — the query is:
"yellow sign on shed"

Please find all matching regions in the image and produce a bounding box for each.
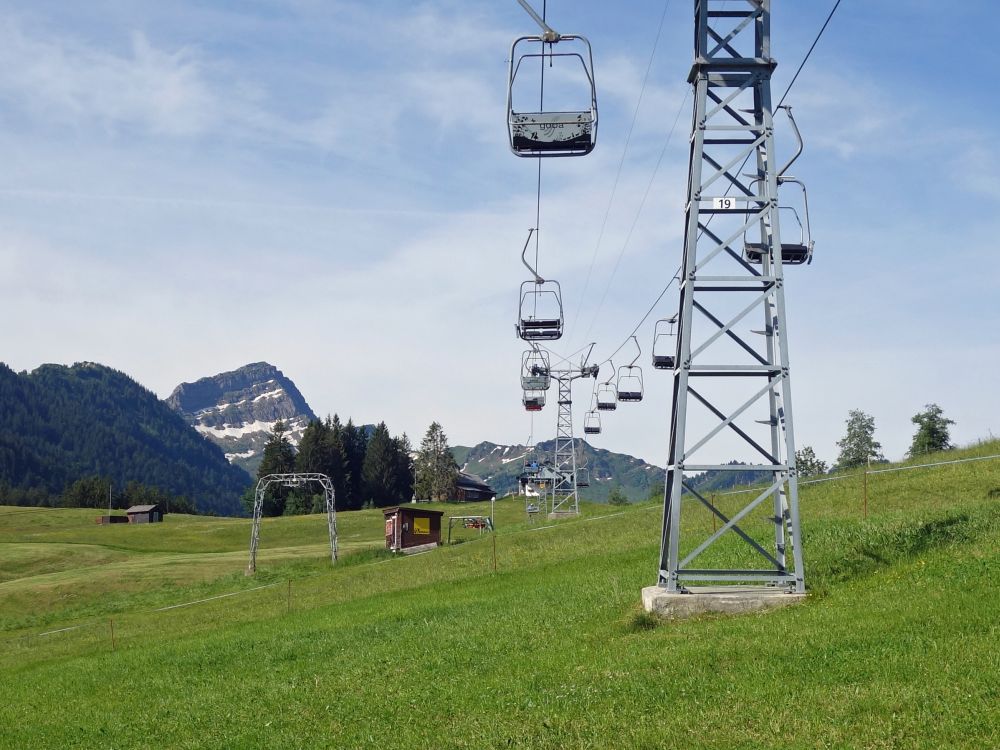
[413,516,430,535]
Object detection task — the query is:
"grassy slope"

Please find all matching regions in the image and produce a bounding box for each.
[0,443,998,748]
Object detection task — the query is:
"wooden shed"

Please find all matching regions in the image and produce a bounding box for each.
[125,504,163,524]
[383,506,443,553]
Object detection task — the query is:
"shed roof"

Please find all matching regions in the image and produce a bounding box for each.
[125,504,160,513]
[382,506,444,517]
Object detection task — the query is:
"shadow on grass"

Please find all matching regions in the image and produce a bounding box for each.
[806,506,997,596]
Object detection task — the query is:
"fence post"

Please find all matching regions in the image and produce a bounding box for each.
[287,579,291,614]
[863,467,869,519]
[109,618,116,651]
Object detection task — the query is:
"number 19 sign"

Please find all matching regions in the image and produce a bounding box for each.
[712,197,736,210]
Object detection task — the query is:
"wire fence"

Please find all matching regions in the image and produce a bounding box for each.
[717,452,1000,497]
[3,449,997,661]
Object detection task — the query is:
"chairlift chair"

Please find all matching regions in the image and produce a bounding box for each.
[520,349,551,391]
[517,230,564,341]
[576,467,590,487]
[507,34,598,157]
[584,410,601,435]
[617,366,644,402]
[616,336,645,402]
[652,317,678,370]
[743,185,814,266]
[596,381,617,411]
[744,107,815,266]
[522,389,546,412]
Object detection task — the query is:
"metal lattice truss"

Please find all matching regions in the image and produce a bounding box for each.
[551,375,579,516]
[247,473,338,575]
[658,0,805,593]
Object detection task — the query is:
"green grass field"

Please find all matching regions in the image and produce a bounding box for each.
[1,444,998,748]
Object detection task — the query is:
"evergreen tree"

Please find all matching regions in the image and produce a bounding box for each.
[608,486,629,506]
[795,446,828,478]
[908,403,955,457]
[835,410,884,469]
[256,420,296,516]
[342,420,369,511]
[294,417,348,511]
[362,422,396,507]
[413,422,458,501]
[392,434,415,504]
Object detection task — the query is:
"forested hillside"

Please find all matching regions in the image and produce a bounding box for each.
[0,362,251,514]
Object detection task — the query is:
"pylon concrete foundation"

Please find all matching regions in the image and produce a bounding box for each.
[641,585,806,619]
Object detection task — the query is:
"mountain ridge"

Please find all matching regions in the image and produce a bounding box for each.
[166,362,315,474]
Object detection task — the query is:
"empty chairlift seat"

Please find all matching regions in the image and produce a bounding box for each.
[596,382,618,411]
[743,180,815,266]
[617,365,643,402]
[584,410,601,435]
[652,317,677,370]
[507,34,598,158]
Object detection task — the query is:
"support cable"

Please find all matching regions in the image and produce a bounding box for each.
[588,0,842,368]
[570,0,673,333]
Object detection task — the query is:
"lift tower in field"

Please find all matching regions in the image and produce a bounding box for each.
[656,0,806,594]
[548,347,600,517]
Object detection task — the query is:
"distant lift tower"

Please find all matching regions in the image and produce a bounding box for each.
[549,347,600,517]
[658,0,807,593]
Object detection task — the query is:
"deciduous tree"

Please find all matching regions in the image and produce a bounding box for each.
[835,410,884,469]
[908,403,955,457]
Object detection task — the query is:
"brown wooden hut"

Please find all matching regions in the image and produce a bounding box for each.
[383,506,443,553]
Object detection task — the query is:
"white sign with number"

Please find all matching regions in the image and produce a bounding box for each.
[712,197,735,210]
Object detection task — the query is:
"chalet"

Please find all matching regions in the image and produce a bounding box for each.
[125,504,163,524]
[456,472,495,502]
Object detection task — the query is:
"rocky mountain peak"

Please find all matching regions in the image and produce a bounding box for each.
[166,362,315,474]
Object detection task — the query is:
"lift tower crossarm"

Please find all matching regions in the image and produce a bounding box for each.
[515,0,561,42]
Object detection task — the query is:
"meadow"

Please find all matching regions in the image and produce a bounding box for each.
[1,443,998,748]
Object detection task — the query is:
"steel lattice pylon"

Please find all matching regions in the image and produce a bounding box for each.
[658,0,805,593]
[550,374,579,516]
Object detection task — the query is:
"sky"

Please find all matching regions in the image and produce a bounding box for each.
[1,0,998,469]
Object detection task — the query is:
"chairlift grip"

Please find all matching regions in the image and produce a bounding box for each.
[515,0,561,42]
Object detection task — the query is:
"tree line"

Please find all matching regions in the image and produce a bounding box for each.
[248,418,465,516]
[796,403,957,477]
[0,362,249,514]
[248,417,415,516]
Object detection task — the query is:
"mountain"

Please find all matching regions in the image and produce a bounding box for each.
[452,442,773,503]
[0,362,251,514]
[166,362,316,475]
[452,440,664,502]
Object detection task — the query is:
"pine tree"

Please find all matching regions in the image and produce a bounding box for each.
[414,422,459,501]
[342,420,369,510]
[391,434,415,504]
[294,417,348,511]
[795,446,828,477]
[835,410,884,469]
[908,403,955,457]
[361,423,396,508]
[256,420,296,516]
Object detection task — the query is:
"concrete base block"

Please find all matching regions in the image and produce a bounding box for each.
[399,542,439,556]
[641,585,806,619]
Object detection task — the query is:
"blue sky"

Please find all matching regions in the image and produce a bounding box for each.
[1,0,998,468]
